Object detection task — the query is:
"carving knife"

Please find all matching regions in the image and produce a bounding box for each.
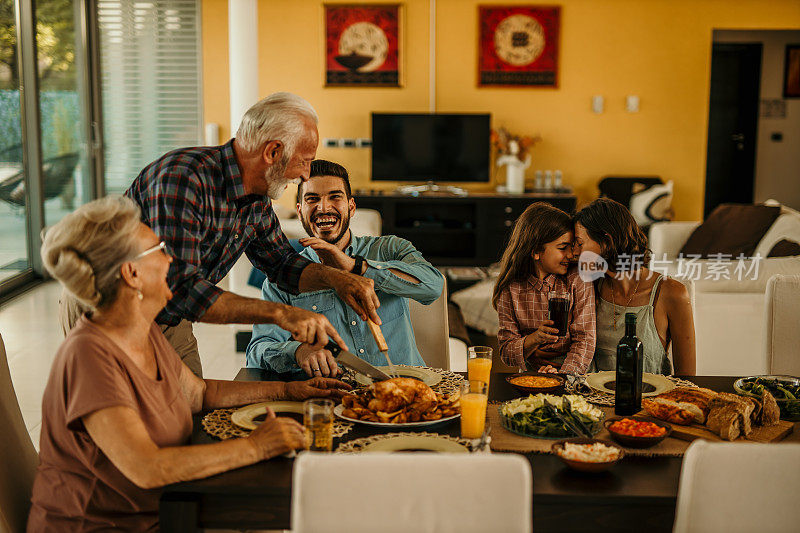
[324,341,391,382]
[366,319,398,378]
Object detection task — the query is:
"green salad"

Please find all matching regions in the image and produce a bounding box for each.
[500,394,605,438]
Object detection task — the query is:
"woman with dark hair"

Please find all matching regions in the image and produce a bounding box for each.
[573,198,696,375]
[492,203,596,374]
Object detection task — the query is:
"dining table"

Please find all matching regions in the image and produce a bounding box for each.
[159,372,798,533]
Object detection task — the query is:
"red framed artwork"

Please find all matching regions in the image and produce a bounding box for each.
[784,44,800,98]
[478,5,560,88]
[324,4,401,87]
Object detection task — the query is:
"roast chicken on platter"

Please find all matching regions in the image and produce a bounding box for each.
[341,377,459,423]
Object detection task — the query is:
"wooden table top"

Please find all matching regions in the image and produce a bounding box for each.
[160,372,796,532]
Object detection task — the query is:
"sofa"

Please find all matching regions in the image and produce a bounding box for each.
[648,202,800,375]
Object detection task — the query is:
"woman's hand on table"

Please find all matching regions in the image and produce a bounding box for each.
[538,365,559,374]
[284,377,352,401]
[248,407,306,459]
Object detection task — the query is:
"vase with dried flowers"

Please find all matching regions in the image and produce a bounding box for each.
[491,128,541,193]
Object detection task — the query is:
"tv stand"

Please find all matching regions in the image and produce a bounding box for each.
[395,181,468,197]
[353,191,577,266]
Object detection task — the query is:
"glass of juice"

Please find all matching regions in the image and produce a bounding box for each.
[467,346,492,386]
[303,399,334,452]
[460,380,489,440]
[547,290,571,337]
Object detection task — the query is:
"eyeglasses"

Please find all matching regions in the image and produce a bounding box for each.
[134,241,166,260]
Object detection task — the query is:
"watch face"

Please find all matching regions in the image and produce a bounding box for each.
[493,14,545,67]
[338,21,389,72]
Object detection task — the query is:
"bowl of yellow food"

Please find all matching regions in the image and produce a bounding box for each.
[506,372,565,395]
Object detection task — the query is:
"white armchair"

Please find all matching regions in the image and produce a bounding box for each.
[648,209,800,376]
[764,274,800,376]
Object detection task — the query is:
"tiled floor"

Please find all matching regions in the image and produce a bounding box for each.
[2,280,245,450]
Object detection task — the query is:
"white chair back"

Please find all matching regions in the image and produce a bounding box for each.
[292,452,532,533]
[673,440,800,533]
[409,275,450,370]
[0,333,38,533]
[764,273,800,376]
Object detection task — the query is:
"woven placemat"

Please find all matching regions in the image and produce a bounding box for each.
[488,406,689,457]
[335,431,473,453]
[566,375,700,406]
[202,407,353,441]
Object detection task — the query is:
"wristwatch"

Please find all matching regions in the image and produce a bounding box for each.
[351,255,366,275]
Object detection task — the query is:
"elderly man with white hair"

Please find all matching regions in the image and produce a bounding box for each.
[125,92,380,377]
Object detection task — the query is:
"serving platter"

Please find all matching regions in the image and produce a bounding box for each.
[354,365,442,388]
[585,371,675,398]
[361,434,469,453]
[231,401,303,430]
[333,404,459,428]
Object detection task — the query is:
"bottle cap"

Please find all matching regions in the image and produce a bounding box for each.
[625,312,637,324]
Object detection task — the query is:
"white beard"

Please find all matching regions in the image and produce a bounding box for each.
[264,156,290,200]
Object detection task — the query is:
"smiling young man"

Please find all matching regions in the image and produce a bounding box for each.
[125,93,380,377]
[246,160,444,377]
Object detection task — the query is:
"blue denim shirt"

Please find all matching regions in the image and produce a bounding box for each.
[246,235,444,376]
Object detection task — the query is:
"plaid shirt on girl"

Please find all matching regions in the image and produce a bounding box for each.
[126,139,312,326]
[495,268,596,374]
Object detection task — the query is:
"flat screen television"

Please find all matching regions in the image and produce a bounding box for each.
[371,113,490,182]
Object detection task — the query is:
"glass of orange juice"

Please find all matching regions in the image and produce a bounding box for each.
[460,380,489,440]
[467,346,492,386]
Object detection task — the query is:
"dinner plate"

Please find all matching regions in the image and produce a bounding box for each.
[354,366,442,388]
[361,434,469,453]
[231,401,304,430]
[333,404,459,428]
[584,371,675,397]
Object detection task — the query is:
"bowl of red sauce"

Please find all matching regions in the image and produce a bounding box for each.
[604,416,672,448]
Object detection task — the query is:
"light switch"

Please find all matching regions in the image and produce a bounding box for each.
[626,95,640,113]
[592,95,604,114]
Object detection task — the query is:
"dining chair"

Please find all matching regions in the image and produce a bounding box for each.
[292,452,532,533]
[673,440,800,533]
[410,276,460,371]
[764,273,800,376]
[0,333,39,533]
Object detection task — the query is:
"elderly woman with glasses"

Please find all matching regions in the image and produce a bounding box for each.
[27,196,350,532]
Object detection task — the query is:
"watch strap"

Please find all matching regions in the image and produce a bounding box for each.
[351,255,365,275]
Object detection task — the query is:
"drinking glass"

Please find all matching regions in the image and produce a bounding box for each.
[467,346,493,386]
[460,380,489,440]
[547,290,571,337]
[303,399,334,452]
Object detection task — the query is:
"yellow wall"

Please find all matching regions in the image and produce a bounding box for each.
[202,0,800,220]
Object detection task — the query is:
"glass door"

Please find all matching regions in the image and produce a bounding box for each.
[0,0,30,283]
[36,0,94,227]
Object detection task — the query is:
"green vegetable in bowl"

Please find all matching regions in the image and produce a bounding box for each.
[500,394,605,438]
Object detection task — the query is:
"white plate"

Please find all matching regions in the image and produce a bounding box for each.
[334,404,459,428]
[584,371,675,398]
[231,401,304,430]
[354,366,442,388]
[361,434,468,453]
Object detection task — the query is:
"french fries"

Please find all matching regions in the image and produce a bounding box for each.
[340,387,461,423]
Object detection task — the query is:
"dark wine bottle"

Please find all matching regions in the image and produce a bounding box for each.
[615,313,644,416]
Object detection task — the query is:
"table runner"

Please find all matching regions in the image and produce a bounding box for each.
[487,406,690,457]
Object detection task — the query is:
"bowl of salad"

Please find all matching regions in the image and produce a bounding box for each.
[734,375,800,421]
[499,394,605,439]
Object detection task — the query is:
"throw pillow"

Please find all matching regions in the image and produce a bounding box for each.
[629,180,674,227]
[680,204,781,258]
[768,239,800,257]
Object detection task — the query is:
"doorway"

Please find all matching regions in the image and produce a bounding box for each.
[704,43,762,218]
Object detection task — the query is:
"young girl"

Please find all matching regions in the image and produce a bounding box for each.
[492,202,596,374]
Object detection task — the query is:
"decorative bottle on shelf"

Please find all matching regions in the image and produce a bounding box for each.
[534,170,543,190]
[543,170,553,189]
[615,313,644,416]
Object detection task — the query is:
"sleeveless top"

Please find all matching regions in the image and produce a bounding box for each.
[592,275,673,375]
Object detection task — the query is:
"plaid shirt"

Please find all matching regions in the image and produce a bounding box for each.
[126,140,312,326]
[496,268,596,374]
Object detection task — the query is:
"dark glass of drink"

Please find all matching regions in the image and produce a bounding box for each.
[547,291,570,337]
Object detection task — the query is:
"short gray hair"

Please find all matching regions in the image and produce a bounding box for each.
[40,195,142,332]
[236,92,319,157]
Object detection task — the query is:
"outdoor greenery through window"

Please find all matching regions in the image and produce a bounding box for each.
[98,0,202,194]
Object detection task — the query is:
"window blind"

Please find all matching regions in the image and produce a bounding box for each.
[98,0,202,193]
